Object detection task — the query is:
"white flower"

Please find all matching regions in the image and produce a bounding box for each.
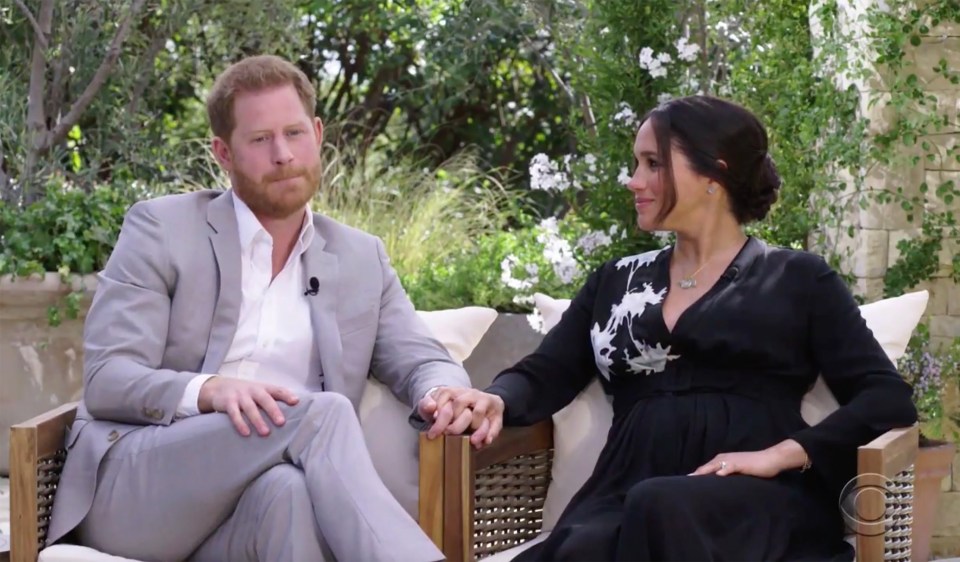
[536,219,581,285]
[513,294,535,307]
[618,167,632,186]
[529,154,571,192]
[625,342,680,374]
[638,47,655,67]
[612,102,638,129]
[657,92,674,104]
[675,37,701,62]
[649,66,668,79]
[538,217,560,236]
[590,322,616,380]
[639,47,671,79]
[576,230,613,256]
[615,248,664,270]
[526,309,546,334]
[653,231,673,244]
[611,284,665,327]
[500,255,536,291]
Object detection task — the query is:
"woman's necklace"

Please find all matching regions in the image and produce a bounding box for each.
[677,259,711,289]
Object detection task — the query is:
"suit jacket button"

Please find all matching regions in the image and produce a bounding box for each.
[153,409,165,420]
[107,430,119,442]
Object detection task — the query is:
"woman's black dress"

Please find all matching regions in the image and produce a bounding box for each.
[485,237,917,561]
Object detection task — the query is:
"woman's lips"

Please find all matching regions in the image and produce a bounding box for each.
[635,198,654,211]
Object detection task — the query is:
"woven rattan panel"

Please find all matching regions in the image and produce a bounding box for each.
[883,466,914,562]
[474,449,553,559]
[36,449,67,549]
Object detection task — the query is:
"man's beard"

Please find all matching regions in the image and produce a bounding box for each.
[232,161,321,220]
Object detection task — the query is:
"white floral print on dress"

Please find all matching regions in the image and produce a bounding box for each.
[591,248,680,378]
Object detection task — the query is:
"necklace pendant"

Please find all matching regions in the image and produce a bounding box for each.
[678,278,697,289]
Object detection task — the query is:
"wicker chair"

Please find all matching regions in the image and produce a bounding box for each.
[10,402,920,562]
[419,420,921,562]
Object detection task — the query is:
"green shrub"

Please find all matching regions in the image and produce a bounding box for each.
[312,144,514,282]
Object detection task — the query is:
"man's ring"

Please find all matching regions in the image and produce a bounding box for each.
[719,461,727,471]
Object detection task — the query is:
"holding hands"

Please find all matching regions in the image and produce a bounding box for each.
[418,387,505,449]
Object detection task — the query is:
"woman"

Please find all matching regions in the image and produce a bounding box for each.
[431,95,917,561]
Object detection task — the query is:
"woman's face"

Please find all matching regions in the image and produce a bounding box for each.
[626,119,715,233]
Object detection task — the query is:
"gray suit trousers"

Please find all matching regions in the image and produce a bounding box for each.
[75,392,443,562]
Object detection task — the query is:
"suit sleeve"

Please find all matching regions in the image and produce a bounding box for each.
[789,258,918,495]
[367,238,471,413]
[484,267,602,426]
[82,201,200,425]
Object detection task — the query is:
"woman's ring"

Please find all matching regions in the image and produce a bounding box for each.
[719,461,727,471]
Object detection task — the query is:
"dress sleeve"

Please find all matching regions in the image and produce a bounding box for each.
[484,267,604,426]
[789,257,918,494]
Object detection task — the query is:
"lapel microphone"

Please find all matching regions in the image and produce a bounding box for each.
[304,276,320,296]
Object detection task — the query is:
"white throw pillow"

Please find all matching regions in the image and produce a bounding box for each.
[358,306,498,520]
[532,289,929,530]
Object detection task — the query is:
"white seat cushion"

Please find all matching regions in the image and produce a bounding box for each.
[359,306,498,519]
[531,289,929,531]
[39,544,144,562]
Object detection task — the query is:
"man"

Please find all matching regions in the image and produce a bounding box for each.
[47,54,485,562]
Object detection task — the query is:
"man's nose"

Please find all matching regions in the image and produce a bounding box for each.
[272,138,294,166]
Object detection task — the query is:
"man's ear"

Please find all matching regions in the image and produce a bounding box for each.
[212,136,233,170]
[313,117,324,145]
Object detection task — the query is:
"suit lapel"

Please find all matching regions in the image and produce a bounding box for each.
[303,221,343,391]
[201,191,242,374]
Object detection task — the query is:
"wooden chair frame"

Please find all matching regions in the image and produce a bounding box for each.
[9,402,919,562]
[9,402,77,562]
[420,420,921,562]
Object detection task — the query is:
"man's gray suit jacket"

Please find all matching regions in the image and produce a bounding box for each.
[47,189,470,544]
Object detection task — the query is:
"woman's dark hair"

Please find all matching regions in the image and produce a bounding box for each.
[639,95,781,224]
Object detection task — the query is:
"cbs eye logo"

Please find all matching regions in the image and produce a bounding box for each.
[839,472,898,537]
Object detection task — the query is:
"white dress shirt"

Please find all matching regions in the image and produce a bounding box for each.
[176,192,322,417]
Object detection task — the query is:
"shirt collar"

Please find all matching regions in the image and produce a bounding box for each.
[231,191,315,254]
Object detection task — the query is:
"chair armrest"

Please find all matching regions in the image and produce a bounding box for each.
[425,420,553,562]
[854,424,919,562]
[9,402,78,562]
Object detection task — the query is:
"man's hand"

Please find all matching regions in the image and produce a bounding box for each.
[418,387,505,449]
[198,377,300,437]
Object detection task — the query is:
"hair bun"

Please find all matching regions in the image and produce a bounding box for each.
[738,153,781,222]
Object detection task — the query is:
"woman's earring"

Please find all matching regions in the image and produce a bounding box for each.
[707,185,717,194]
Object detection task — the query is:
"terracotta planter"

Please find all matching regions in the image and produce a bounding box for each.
[913,440,956,562]
[0,273,97,475]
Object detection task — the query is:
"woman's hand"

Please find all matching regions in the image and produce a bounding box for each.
[419,386,505,449]
[689,440,809,479]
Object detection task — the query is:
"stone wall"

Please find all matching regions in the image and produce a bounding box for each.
[813,3,960,349]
